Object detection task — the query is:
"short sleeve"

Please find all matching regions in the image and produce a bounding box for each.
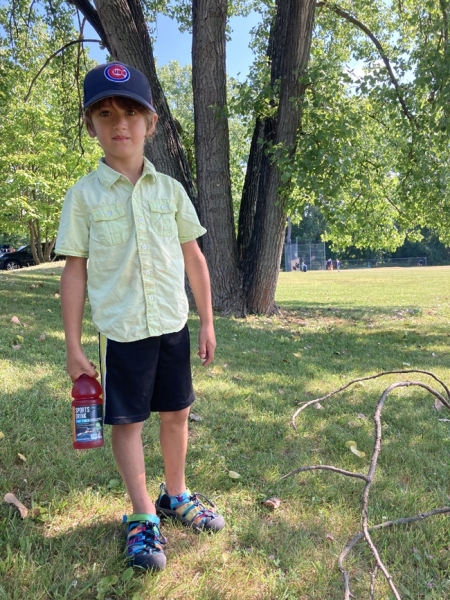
[174,182,207,243]
[55,187,90,257]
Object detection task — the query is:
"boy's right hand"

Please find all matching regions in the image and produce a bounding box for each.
[66,349,99,382]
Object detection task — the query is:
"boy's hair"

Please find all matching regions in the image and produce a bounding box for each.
[84,96,156,134]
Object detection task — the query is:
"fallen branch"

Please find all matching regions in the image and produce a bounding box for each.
[283,370,450,599]
[292,369,450,429]
[281,464,370,483]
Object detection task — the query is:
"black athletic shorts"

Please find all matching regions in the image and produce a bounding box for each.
[99,324,195,425]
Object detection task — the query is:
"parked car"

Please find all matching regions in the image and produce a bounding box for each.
[0,245,61,270]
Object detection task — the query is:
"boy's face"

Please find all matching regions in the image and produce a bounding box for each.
[86,98,158,165]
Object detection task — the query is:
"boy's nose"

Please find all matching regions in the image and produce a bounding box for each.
[113,115,127,128]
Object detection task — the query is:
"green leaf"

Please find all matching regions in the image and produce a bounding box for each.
[121,567,134,583]
[107,479,121,490]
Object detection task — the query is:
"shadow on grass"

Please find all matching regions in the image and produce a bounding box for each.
[0,502,348,600]
[1,268,449,599]
[0,512,136,600]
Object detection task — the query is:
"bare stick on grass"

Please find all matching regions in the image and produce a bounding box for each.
[283,370,450,599]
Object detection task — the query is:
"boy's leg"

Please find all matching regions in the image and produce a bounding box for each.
[159,407,189,496]
[100,335,169,570]
[112,422,166,571]
[112,422,155,514]
[156,407,225,532]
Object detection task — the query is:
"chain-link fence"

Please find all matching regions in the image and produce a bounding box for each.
[283,242,326,271]
[337,257,427,269]
[283,248,428,272]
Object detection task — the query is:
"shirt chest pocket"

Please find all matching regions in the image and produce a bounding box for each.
[149,200,177,237]
[90,205,131,246]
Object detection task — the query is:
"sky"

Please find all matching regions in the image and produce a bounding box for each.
[84,12,260,81]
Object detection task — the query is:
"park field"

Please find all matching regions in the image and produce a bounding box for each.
[0,264,449,599]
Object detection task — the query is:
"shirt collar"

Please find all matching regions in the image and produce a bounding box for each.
[97,156,157,189]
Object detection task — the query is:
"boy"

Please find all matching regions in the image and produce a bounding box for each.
[55,62,224,572]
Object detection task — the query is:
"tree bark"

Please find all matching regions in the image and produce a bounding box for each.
[192,0,245,314]
[237,117,264,265]
[241,0,316,313]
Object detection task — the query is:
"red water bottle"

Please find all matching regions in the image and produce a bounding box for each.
[71,374,104,449]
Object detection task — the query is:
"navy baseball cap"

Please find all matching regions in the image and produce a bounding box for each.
[83,62,156,112]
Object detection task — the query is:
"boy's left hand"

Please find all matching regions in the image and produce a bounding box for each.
[198,324,216,366]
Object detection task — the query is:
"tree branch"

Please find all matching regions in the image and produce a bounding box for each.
[285,370,450,598]
[439,0,449,43]
[317,1,415,123]
[292,368,450,429]
[24,39,102,102]
[68,0,110,51]
[281,464,370,482]
[338,507,450,599]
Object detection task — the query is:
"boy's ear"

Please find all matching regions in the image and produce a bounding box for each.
[147,113,158,137]
[83,116,97,139]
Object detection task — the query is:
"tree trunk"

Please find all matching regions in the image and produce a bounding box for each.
[74,0,316,316]
[240,0,316,313]
[73,0,197,202]
[192,0,245,314]
[237,117,264,265]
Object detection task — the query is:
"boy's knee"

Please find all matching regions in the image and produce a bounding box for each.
[159,407,190,424]
[112,421,144,435]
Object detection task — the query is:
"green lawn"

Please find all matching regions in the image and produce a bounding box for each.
[0,264,449,599]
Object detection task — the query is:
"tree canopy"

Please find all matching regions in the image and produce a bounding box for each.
[291,1,450,251]
[0,3,100,262]
[2,0,450,307]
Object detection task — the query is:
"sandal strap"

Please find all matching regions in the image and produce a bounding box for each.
[123,513,160,525]
[174,492,218,525]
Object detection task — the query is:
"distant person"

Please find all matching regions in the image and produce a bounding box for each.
[418,259,424,266]
[336,259,341,271]
[301,260,308,272]
[55,62,224,572]
[326,258,333,270]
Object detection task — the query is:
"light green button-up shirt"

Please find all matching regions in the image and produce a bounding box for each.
[55,158,206,342]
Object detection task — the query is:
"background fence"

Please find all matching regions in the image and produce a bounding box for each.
[283,244,427,271]
[338,257,427,269]
[283,242,326,271]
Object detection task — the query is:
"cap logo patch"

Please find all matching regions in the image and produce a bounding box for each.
[104,64,130,83]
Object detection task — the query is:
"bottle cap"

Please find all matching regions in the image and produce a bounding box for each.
[71,374,103,399]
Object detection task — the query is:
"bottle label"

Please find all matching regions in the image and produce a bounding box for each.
[73,404,103,443]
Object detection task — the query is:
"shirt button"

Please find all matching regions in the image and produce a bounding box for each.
[106,210,112,216]
[141,244,147,250]
[161,204,167,210]
[138,217,143,223]
[145,270,150,275]
[149,295,154,301]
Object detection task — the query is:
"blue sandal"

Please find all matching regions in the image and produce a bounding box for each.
[123,513,167,571]
[155,483,225,532]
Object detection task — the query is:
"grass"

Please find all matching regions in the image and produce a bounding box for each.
[0,264,449,599]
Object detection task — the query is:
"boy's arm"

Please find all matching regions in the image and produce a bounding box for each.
[181,240,216,366]
[60,256,98,381]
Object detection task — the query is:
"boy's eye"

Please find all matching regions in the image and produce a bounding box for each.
[126,110,136,116]
[99,110,111,117]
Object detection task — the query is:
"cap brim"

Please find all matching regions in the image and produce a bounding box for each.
[84,89,156,112]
